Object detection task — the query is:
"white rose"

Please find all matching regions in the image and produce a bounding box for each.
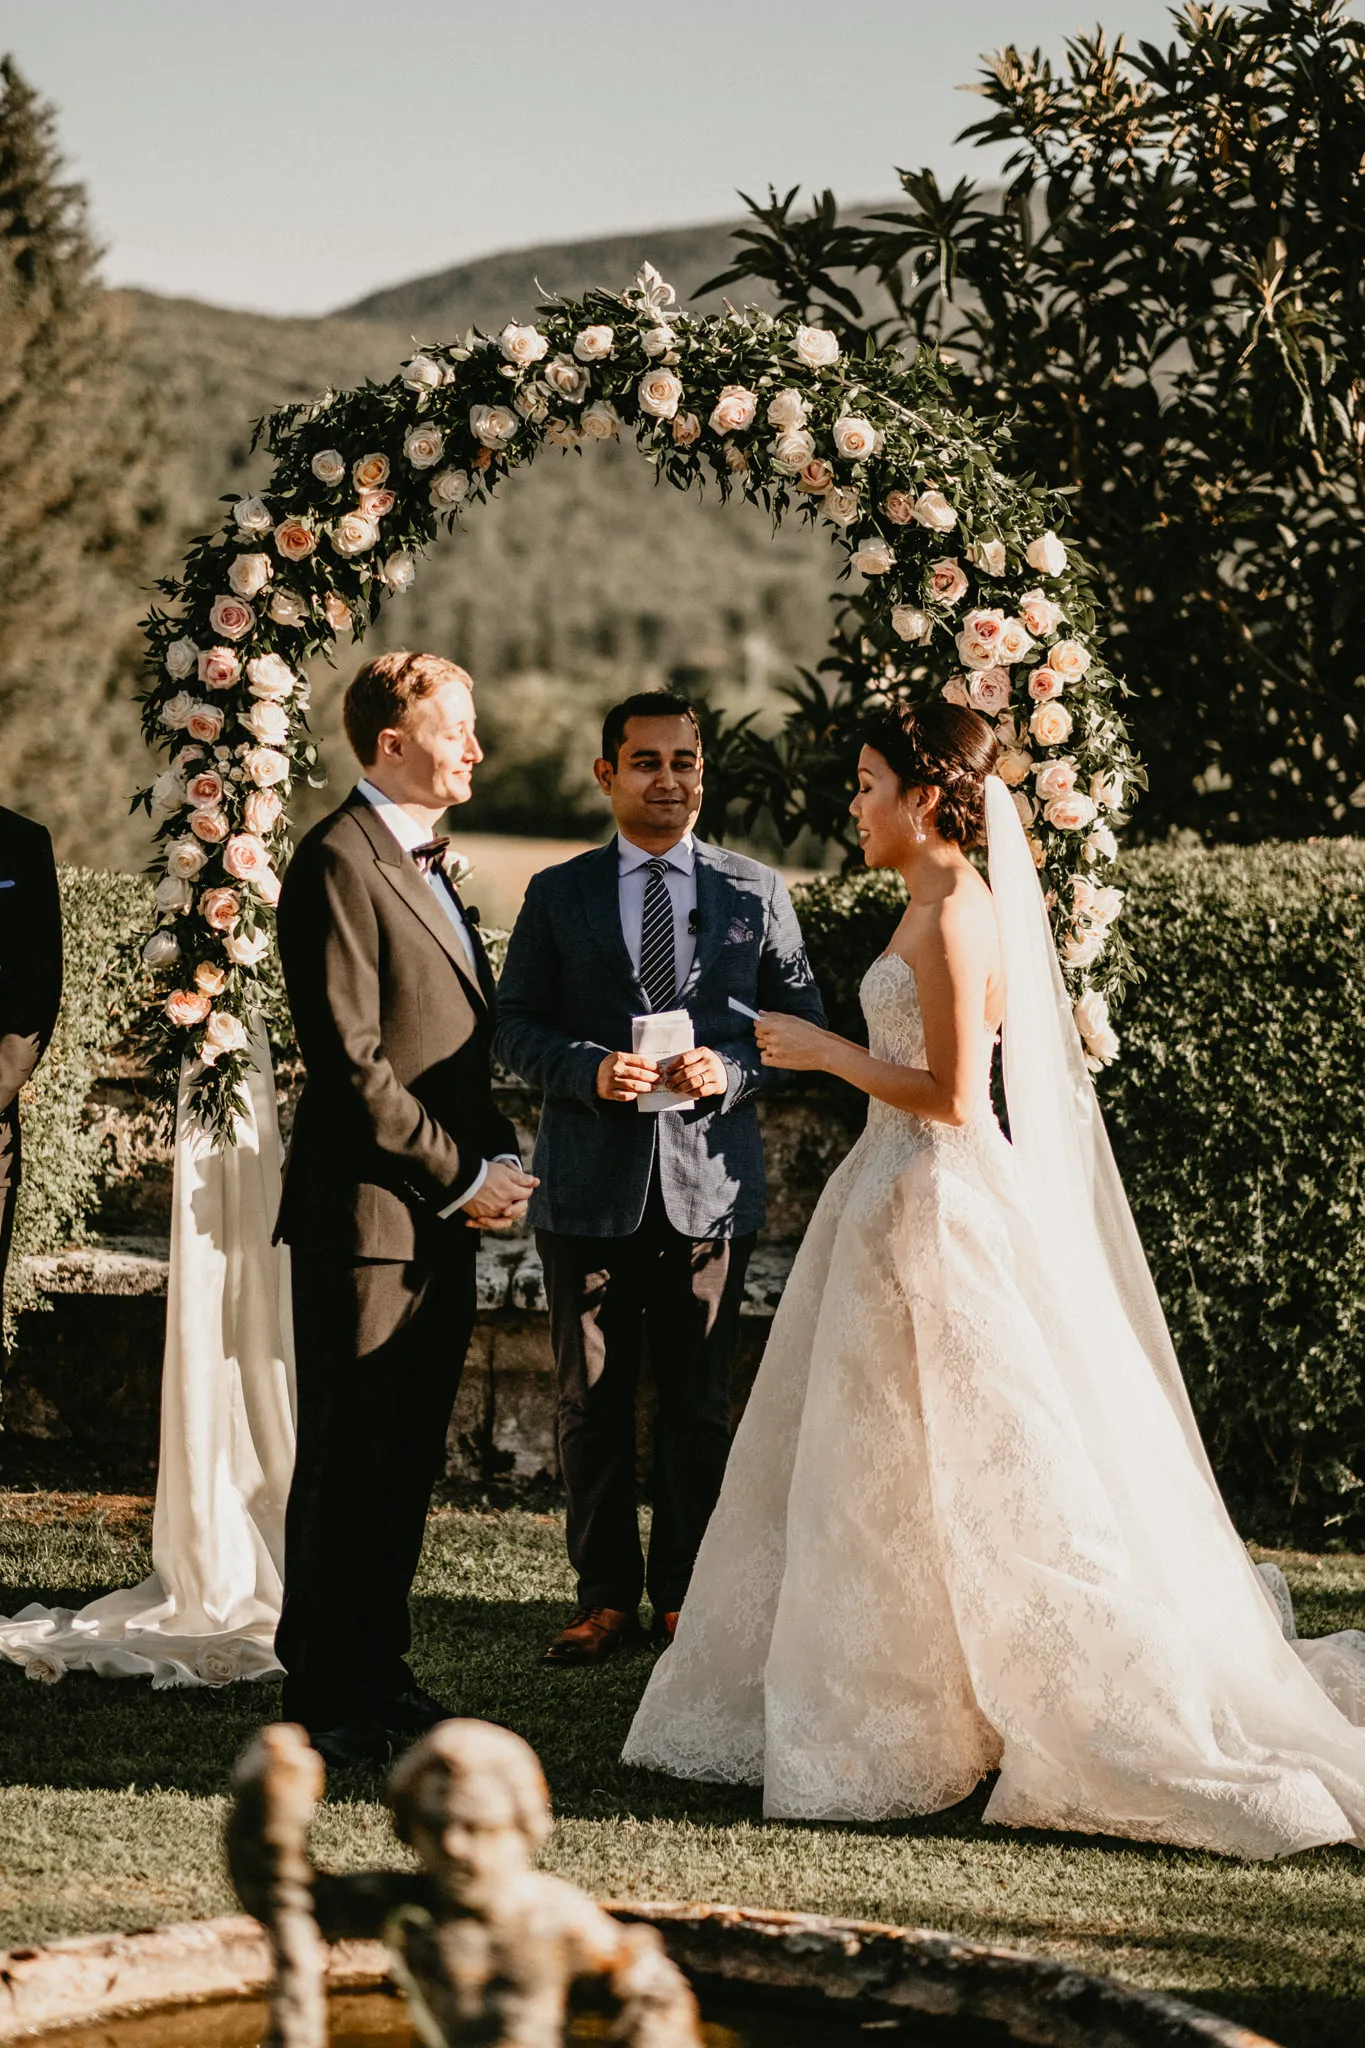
[1085,823,1119,864]
[767,388,809,430]
[1033,757,1078,800]
[641,325,674,358]
[1074,989,1119,1065]
[200,1009,250,1066]
[311,448,347,486]
[912,490,956,532]
[892,606,933,644]
[223,927,270,968]
[165,836,207,880]
[381,551,417,592]
[403,353,444,390]
[968,537,1007,576]
[233,495,272,534]
[1091,769,1125,810]
[1026,531,1069,577]
[1063,926,1106,969]
[793,324,840,368]
[573,324,615,361]
[1044,791,1098,832]
[469,402,519,448]
[331,512,380,557]
[245,653,296,700]
[164,637,199,681]
[228,552,272,599]
[268,588,308,627]
[996,747,1034,789]
[21,1653,64,1685]
[851,538,895,576]
[149,769,186,815]
[429,467,471,508]
[1029,700,1074,746]
[403,422,445,468]
[243,746,290,789]
[239,700,290,746]
[544,355,591,404]
[581,399,621,441]
[996,617,1037,666]
[1019,588,1063,638]
[708,385,758,435]
[142,928,181,969]
[155,871,193,914]
[1049,639,1092,682]
[160,691,195,731]
[638,367,683,420]
[832,414,879,463]
[1089,885,1125,925]
[823,486,860,527]
[500,323,549,366]
[771,427,816,471]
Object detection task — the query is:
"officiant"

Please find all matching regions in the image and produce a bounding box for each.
[496,692,824,1665]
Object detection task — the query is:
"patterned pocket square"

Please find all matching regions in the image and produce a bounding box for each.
[0,879,14,889]
[726,918,755,945]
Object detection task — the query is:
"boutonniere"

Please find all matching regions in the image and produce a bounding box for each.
[444,850,475,892]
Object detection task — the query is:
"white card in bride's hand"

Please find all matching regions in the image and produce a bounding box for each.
[632,1008,694,1113]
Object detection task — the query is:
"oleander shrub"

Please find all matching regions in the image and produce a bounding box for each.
[793,839,1365,1546]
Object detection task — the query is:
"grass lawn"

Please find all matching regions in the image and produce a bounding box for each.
[1,1494,1362,2047]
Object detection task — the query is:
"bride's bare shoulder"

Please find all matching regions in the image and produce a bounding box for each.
[928,866,1001,970]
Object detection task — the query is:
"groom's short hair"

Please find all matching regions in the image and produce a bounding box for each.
[343,651,473,765]
[601,691,702,767]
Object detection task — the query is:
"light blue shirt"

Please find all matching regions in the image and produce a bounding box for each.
[616,830,697,991]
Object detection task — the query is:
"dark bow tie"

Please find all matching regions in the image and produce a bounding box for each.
[412,837,450,874]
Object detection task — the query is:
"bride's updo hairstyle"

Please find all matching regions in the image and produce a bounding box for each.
[860,700,999,849]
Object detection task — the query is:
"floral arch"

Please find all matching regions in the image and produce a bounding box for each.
[136,264,1138,1141]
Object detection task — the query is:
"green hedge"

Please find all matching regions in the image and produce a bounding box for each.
[793,840,1365,1548]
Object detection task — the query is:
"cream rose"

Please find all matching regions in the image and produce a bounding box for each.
[268,588,308,628]
[200,1009,249,1065]
[469,402,519,448]
[581,400,621,441]
[190,807,229,844]
[793,324,840,368]
[832,414,878,462]
[429,467,470,508]
[149,769,186,815]
[222,832,271,883]
[641,325,674,358]
[1028,666,1064,702]
[273,518,317,562]
[544,355,591,404]
[1088,884,1125,925]
[1062,926,1106,969]
[227,552,272,599]
[223,926,269,967]
[197,646,240,691]
[638,367,683,419]
[893,606,933,644]
[359,489,394,519]
[883,490,916,525]
[912,490,956,532]
[324,592,353,632]
[199,886,241,930]
[852,538,895,576]
[1026,531,1068,577]
[767,388,808,431]
[243,746,290,789]
[165,987,211,1028]
[500,322,548,366]
[184,703,225,744]
[165,836,207,880]
[1011,788,1036,827]
[352,453,390,491]
[233,495,272,534]
[996,617,1037,665]
[996,747,1034,788]
[243,787,283,835]
[1091,769,1125,810]
[544,417,581,451]
[968,537,1007,576]
[403,353,444,390]
[194,960,229,997]
[771,427,817,471]
[926,557,968,605]
[941,678,971,708]
[165,636,199,681]
[311,448,347,487]
[239,700,290,746]
[671,412,701,447]
[724,443,750,476]
[1074,989,1119,1065]
[381,552,417,592]
[155,871,193,914]
[255,867,282,906]
[245,653,296,701]
[795,458,833,494]
[1044,791,1098,832]
[969,668,1012,715]
[1086,823,1119,864]
[572,324,614,361]
[956,608,1006,667]
[209,593,254,641]
[995,711,1022,747]
[1033,757,1078,800]
[142,927,181,969]
[708,385,758,435]
[331,512,379,557]
[515,383,549,422]
[1019,588,1063,638]
[1030,700,1074,746]
[1049,639,1092,681]
[823,486,860,527]
[403,422,445,469]
[185,768,225,808]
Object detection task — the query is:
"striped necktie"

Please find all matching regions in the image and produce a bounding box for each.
[638,856,676,1011]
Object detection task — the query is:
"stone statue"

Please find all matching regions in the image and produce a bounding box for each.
[228,1720,702,2048]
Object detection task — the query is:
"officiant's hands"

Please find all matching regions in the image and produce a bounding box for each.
[755,1011,830,1073]
[663,1047,728,1099]
[596,1050,661,1101]
[462,1160,539,1230]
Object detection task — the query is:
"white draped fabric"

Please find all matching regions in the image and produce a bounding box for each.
[0,1025,294,1687]
[624,781,1365,1857]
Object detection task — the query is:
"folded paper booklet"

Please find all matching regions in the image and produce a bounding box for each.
[631,1008,695,1113]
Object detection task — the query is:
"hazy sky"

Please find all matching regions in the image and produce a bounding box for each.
[1,0,1187,317]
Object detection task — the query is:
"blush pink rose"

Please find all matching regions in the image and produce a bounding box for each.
[1044,791,1099,832]
[352,453,390,492]
[227,552,272,599]
[243,745,290,788]
[956,608,1006,667]
[185,769,225,808]
[197,646,240,691]
[941,677,971,708]
[243,788,283,835]
[358,489,396,520]
[194,961,228,996]
[1030,700,1074,746]
[1019,588,1063,638]
[1049,639,1092,682]
[708,385,758,435]
[671,413,702,447]
[184,703,225,744]
[883,490,916,525]
[209,594,254,641]
[165,987,211,1028]
[996,747,1034,788]
[239,700,290,746]
[189,807,229,844]
[255,867,282,907]
[796,458,833,494]
[1028,666,1064,701]
[926,558,968,605]
[1034,758,1079,801]
[969,668,1012,714]
[199,886,241,930]
[324,592,353,633]
[222,832,270,883]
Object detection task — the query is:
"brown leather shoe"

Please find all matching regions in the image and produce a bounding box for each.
[542,1606,635,1664]
[652,1610,680,1649]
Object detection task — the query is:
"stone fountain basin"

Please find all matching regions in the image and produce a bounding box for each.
[0,1904,1278,2047]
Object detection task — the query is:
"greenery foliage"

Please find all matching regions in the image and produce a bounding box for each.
[793,836,1365,1546]
[711,0,1365,841]
[5,868,152,1345]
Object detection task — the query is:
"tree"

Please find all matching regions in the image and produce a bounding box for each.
[0,57,164,854]
[707,0,1365,842]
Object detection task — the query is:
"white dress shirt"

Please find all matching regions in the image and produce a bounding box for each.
[355,779,512,1214]
[616,831,697,993]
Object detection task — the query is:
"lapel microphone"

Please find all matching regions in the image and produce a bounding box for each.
[688,908,701,936]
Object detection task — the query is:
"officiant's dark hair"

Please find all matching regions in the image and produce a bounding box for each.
[601,692,702,768]
[860,700,998,848]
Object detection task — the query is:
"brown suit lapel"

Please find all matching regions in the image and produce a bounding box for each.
[345,791,489,1014]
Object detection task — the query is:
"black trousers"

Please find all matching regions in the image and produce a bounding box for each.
[537,1173,755,1616]
[276,1228,476,1728]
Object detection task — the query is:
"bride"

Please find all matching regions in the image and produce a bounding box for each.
[623,701,1365,1858]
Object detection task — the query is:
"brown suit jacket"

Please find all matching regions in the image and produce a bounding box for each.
[0,806,63,1190]
[274,787,518,1259]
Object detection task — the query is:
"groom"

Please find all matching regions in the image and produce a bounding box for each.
[274,651,536,1768]
[496,691,824,1663]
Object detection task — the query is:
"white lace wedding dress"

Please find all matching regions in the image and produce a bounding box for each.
[624,782,1365,1858]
